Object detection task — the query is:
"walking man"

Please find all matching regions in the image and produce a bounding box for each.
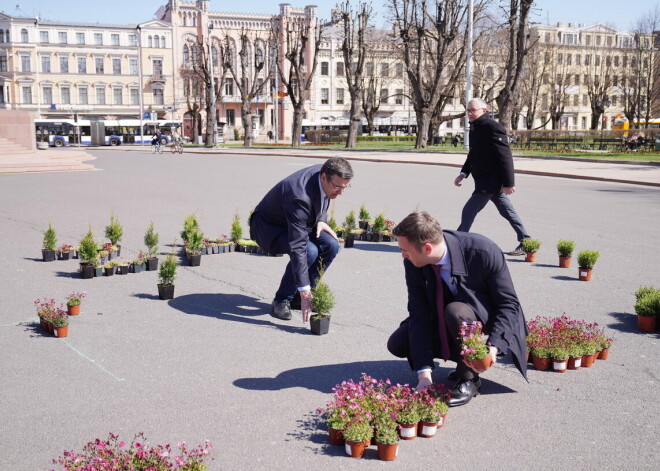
[454,98,531,255]
[250,158,353,322]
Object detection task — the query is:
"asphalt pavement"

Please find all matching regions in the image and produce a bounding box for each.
[0,147,658,470]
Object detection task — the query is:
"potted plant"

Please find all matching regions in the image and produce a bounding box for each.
[34,297,57,333]
[577,250,600,281]
[51,306,69,338]
[58,244,75,261]
[374,418,399,461]
[42,223,57,262]
[230,212,243,248]
[417,384,450,437]
[391,385,421,440]
[117,260,130,275]
[521,239,542,263]
[78,228,99,279]
[157,251,177,300]
[548,345,569,373]
[342,210,357,248]
[180,214,201,245]
[144,222,160,271]
[634,286,660,332]
[342,416,373,458]
[459,321,492,370]
[132,252,147,273]
[556,239,575,268]
[371,213,387,242]
[104,212,123,256]
[310,268,334,335]
[65,291,86,316]
[186,230,204,266]
[358,203,370,230]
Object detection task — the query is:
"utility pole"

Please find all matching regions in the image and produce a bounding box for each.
[464,0,473,149]
[207,23,219,147]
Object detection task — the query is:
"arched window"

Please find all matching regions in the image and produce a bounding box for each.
[161,36,166,48]
[192,16,197,27]
[154,35,160,48]
[6,30,10,42]
[182,13,186,27]
[21,28,28,43]
[255,48,264,68]
[183,44,190,66]
[148,35,153,48]
[0,30,4,43]
[212,46,218,68]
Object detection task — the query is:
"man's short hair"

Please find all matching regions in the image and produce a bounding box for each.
[393,211,444,250]
[469,97,488,110]
[321,157,353,180]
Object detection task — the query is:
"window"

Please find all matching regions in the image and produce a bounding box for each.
[544,32,551,43]
[59,56,69,73]
[41,56,51,73]
[129,34,137,46]
[613,76,618,86]
[77,57,87,74]
[336,62,344,76]
[258,109,265,126]
[0,56,6,72]
[607,36,612,47]
[380,88,388,104]
[380,63,389,77]
[42,86,53,104]
[77,32,85,45]
[0,30,4,43]
[94,33,103,45]
[584,74,590,85]
[573,95,578,106]
[113,58,121,75]
[395,88,403,105]
[95,57,104,74]
[320,61,328,75]
[225,78,234,95]
[148,36,153,48]
[557,53,563,65]
[21,28,28,43]
[155,36,160,48]
[113,87,122,105]
[226,109,235,126]
[96,87,106,105]
[566,54,572,65]
[21,54,31,72]
[183,44,190,66]
[129,57,138,75]
[585,54,590,66]
[605,56,611,67]
[575,55,581,66]
[22,86,32,104]
[574,74,580,85]
[596,35,601,46]
[486,66,493,79]
[336,88,344,105]
[556,74,562,84]
[130,87,139,105]
[321,88,329,105]
[595,55,600,66]
[544,52,550,64]
[396,62,403,77]
[79,87,88,104]
[111,34,120,46]
[581,116,587,129]
[611,96,617,106]
[366,62,374,76]
[153,59,163,76]
[40,31,49,43]
[631,56,637,67]
[61,86,71,104]
[59,32,68,44]
[585,35,591,46]
[153,87,163,105]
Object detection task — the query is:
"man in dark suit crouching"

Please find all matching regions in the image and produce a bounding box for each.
[387,211,527,406]
[250,158,353,322]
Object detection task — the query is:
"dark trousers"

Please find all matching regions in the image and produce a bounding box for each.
[387,302,479,380]
[458,191,530,242]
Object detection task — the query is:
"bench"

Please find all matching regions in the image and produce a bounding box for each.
[590,138,624,151]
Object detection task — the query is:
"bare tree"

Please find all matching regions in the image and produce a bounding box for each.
[361,68,384,135]
[339,1,372,148]
[182,33,224,145]
[546,45,571,129]
[585,49,613,129]
[517,37,547,129]
[220,29,272,146]
[389,0,474,149]
[494,0,535,131]
[626,7,659,127]
[271,11,324,147]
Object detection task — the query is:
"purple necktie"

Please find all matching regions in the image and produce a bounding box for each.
[432,264,451,361]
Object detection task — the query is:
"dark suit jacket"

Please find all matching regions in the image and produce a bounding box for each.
[250,164,326,288]
[460,113,515,194]
[403,230,528,379]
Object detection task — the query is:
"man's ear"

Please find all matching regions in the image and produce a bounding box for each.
[423,242,434,255]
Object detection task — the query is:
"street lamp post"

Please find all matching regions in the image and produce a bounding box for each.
[136,24,145,146]
[463,0,473,149]
[207,23,219,147]
[596,97,611,149]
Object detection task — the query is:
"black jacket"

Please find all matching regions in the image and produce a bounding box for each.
[461,113,515,194]
[402,230,528,379]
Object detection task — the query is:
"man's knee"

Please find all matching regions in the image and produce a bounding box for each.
[387,325,409,358]
[445,302,478,332]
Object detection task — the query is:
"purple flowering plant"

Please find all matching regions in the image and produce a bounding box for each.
[65,291,86,307]
[459,321,489,361]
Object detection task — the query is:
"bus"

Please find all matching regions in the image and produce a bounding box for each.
[35,119,183,147]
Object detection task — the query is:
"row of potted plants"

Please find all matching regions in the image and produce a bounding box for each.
[634,285,660,332]
[527,315,614,372]
[34,291,86,338]
[317,374,450,461]
[520,239,600,281]
[327,204,397,248]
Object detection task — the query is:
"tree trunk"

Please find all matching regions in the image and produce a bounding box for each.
[346,93,362,148]
[241,103,254,147]
[590,112,600,130]
[205,108,215,146]
[291,105,303,148]
[415,109,430,149]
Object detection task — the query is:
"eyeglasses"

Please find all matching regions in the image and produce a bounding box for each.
[328,178,351,191]
[466,108,485,113]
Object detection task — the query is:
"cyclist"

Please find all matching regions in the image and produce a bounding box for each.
[151,129,163,153]
[171,127,184,154]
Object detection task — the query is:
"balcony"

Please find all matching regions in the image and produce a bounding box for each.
[150,74,166,84]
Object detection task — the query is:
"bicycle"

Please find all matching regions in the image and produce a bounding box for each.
[170,139,183,154]
[151,142,163,154]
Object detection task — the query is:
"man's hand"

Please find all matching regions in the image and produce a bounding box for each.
[454,174,465,187]
[416,370,433,392]
[316,221,338,240]
[463,346,498,374]
[502,186,515,195]
[300,289,313,322]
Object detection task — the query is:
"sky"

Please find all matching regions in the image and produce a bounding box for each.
[1,0,657,32]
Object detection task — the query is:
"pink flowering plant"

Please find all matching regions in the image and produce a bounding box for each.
[34,297,58,323]
[417,384,450,422]
[527,315,614,358]
[459,321,489,361]
[65,291,86,307]
[51,432,213,471]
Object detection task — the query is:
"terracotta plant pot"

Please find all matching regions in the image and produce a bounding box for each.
[598,348,609,360]
[54,325,68,338]
[344,440,368,458]
[559,256,572,268]
[524,252,537,262]
[582,352,596,367]
[376,441,399,461]
[468,354,493,371]
[328,427,344,445]
[532,356,550,371]
[578,267,593,281]
[552,359,568,373]
[637,315,656,332]
[67,304,80,316]
[418,420,438,438]
[436,414,447,428]
[567,356,582,370]
[398,423,417,440]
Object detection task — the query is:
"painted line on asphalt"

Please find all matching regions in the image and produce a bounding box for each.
[63,340,125,382]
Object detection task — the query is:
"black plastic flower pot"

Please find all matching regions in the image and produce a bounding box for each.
[158,284,175,300]
[310,316,330,335]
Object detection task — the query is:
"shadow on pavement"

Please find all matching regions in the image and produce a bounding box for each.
[350,243,401,253]
[54,270,79,279]
[132,293,160,301]
[551,275,580,281]
[606,311,660,337]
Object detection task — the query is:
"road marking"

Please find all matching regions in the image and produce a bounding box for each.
[63,340,125,382]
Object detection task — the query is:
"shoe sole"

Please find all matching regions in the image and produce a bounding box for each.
[270,311,292,321]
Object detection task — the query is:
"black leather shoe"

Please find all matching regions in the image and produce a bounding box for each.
[290,295,317,312]
[447,370,458,381]
[270,299,292,320]
[447,378,481,407]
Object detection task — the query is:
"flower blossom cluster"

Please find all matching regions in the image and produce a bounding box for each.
[458,321,489,361]
[527,315,614,359]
